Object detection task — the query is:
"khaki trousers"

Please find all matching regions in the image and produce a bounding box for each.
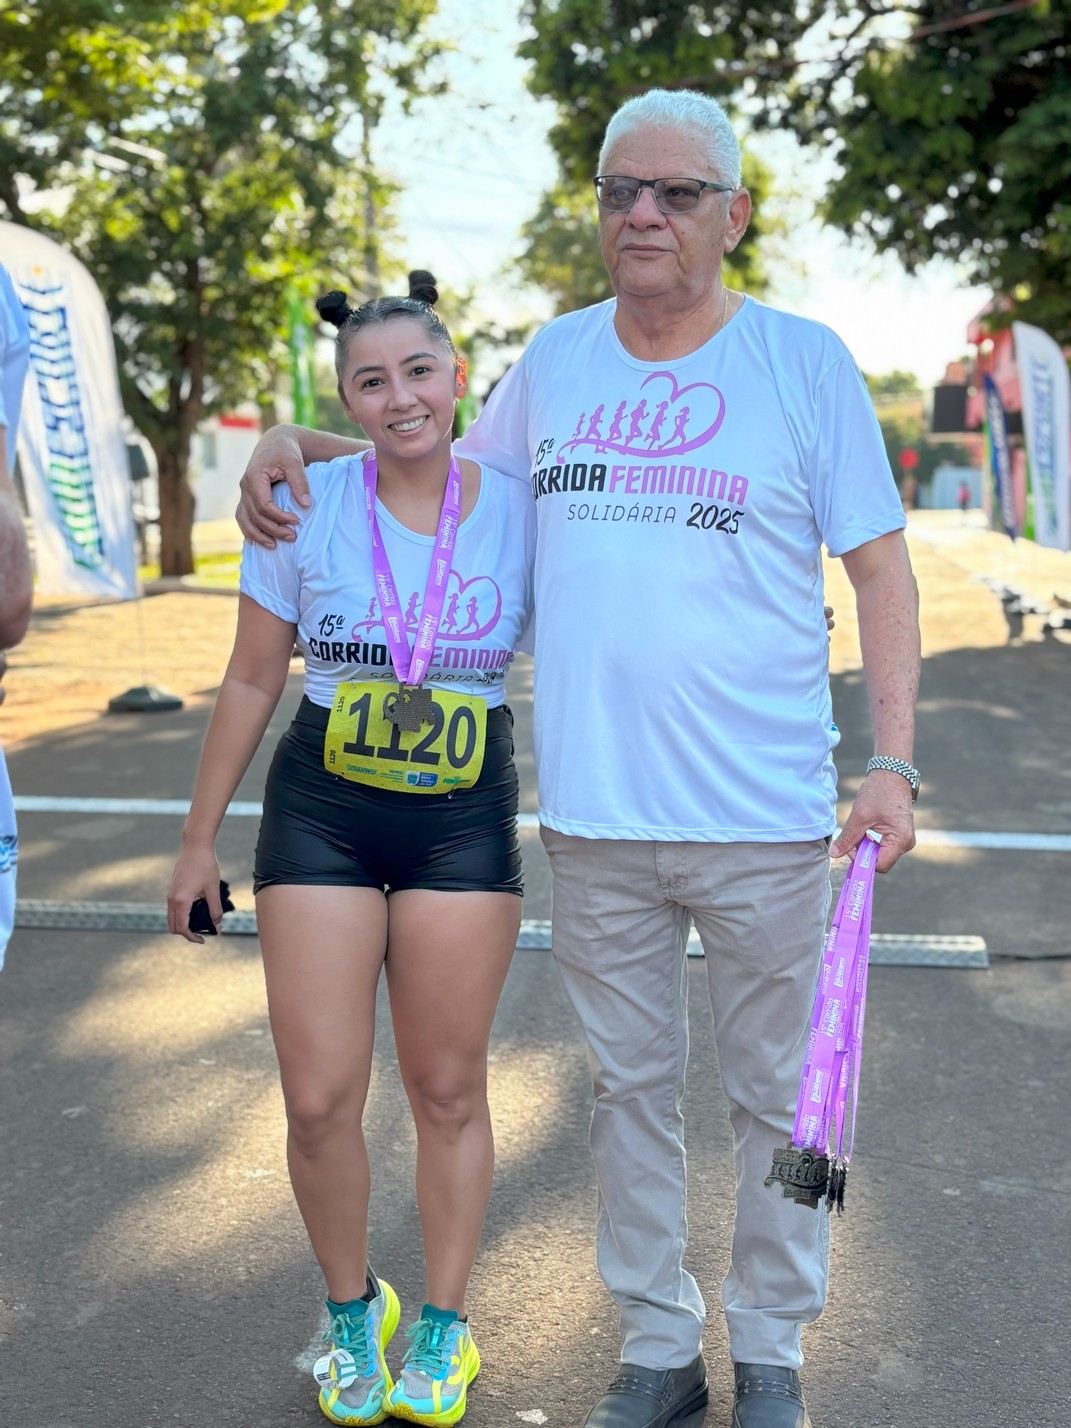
[540,830,832,1371]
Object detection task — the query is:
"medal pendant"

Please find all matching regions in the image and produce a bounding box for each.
[826,1161,847,1215]
[382,683,436,732]
[764,1143,831,1210]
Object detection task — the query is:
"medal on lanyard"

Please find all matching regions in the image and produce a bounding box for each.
[381,683,436,732]
[765,830,880,1214]
[363,450,462,726]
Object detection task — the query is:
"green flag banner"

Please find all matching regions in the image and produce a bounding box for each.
[287,286,317,428]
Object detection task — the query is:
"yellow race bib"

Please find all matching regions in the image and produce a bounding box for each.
[324,682,487,794]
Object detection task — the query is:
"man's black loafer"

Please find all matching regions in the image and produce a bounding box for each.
[583,1352,709,1427]
[731,1363,810,1428]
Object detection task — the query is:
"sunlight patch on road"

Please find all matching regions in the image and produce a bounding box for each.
[486,1048,572,1162]
[54,946,268,1059]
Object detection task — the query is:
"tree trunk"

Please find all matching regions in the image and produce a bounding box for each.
[258,365,279,431]
[156,444,196,577]
[361,114,380,298]
[155,262,205,578]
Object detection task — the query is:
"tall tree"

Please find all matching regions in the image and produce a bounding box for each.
[800,2,1071,346]
[0,0,444,575]
[516,1,802,307]
[517,2,806,185]
[518,1,1070,345]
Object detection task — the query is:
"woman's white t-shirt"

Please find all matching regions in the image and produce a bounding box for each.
[240,454,536,710]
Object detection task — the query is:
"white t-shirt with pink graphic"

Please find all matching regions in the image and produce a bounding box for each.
[241,455,536,710]
[457,295,905,841]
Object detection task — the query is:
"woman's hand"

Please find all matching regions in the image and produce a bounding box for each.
[167,844,223,944]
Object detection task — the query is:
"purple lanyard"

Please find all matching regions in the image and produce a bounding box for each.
[791,830,880,1208]
[362,451,462,688]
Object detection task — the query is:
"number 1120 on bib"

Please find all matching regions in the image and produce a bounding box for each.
[323,681,487,794]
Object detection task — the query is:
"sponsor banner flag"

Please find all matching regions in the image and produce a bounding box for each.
[982,373,1016,541]
[0,221,137,599]
[287,285,317,428]
[1012,320,1071,552]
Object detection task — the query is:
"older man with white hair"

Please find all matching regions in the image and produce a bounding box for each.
[238,88,920,1428]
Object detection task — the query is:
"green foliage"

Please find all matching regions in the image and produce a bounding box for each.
[518,2,810,185]
[518,2,1071,346]
[812,3,1071,345]
[863,369,976,487]
[866,370,927,401]
[513,182,614,316]
[0,0,445,572]
[516,1,805,309]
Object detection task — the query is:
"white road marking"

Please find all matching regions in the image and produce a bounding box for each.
[12,795,1071,852]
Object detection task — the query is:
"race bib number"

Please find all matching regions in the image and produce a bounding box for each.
[324,682,486,794]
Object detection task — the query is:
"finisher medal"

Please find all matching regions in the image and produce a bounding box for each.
[768,831,881,1216]
[383,682,436,732]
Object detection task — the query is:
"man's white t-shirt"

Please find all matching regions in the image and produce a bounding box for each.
[0,264,30,969]
[241,454,535,709]
[458,296,905,841]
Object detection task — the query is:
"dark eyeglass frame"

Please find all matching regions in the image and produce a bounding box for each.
[594,174,737,214]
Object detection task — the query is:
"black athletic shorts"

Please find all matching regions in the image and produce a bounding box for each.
[253,696,523,896]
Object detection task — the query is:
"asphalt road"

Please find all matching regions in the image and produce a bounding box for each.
[1,515,1069,1428]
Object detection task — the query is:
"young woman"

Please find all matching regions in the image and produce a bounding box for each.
[167,272,535,1427]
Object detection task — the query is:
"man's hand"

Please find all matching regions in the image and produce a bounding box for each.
[830,769,916,872]
[236,425,310,548]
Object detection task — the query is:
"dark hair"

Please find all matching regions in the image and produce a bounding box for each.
[316,270,456,378]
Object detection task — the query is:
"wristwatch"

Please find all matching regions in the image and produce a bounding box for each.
[866,755,920,802]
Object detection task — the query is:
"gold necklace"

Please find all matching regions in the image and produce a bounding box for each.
[718,286,731,333]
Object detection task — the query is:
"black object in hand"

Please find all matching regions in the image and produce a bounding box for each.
[188,879,236,935]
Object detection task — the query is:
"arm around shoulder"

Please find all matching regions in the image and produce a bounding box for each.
[236,423,369,548]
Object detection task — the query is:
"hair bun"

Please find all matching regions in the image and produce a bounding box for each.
[407,270,438,306]
[316,290,353,329]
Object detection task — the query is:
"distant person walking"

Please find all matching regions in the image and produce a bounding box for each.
[958,479,971,518]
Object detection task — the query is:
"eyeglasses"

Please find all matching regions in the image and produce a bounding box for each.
[594,175,736,215]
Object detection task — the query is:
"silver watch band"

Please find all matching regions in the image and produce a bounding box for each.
[866,755,920,801]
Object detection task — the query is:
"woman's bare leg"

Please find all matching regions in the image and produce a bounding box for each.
[385,889,520,1314]
[257,883,388,1302]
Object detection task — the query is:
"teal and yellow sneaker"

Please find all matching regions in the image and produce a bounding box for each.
[312,1271,400,1425]
[385,1308,481,1426]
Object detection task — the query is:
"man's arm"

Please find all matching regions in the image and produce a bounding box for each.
[0,443,32,650]
[831,528,920,872]
[236,424,368,548]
